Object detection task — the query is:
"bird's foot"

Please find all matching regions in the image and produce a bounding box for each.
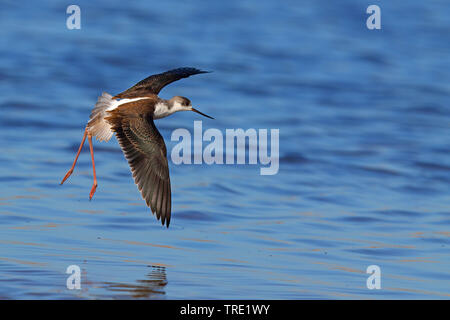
[89,183,97,201]
[60,169,74,185]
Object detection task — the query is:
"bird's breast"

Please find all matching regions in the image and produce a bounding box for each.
[153,102,172,119]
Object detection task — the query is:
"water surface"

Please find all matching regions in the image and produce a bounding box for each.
[0,0,449,299]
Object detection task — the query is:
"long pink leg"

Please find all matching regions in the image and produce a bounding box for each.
[60,128,88,185]
[87,133,98,200]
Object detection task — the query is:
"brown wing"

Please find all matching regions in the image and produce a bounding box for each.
[114,67,210,99]
[106,112,171,227]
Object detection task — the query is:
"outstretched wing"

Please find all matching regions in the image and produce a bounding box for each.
[106,112,171,227]
[114,67,210,99]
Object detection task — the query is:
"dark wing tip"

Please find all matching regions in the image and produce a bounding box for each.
[195,69,212,74]
[175,67,211,75]
[160,213,170,228]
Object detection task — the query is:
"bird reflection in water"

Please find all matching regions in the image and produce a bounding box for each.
[101,265,167,299]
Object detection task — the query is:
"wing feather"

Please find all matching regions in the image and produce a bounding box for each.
[106,113,171,227]
[114,67,209,98]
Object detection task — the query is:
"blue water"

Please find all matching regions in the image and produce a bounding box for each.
[0,0,449,299]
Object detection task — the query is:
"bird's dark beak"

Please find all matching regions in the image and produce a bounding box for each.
[191,107,214,119]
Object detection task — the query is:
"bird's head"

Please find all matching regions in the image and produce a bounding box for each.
[169,96,214,119]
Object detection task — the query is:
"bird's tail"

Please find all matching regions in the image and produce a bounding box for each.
[87,92,115,142]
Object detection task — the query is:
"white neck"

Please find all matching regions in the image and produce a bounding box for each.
[153,100,187,119]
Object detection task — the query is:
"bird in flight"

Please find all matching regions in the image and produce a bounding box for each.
[60,67,213,227]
